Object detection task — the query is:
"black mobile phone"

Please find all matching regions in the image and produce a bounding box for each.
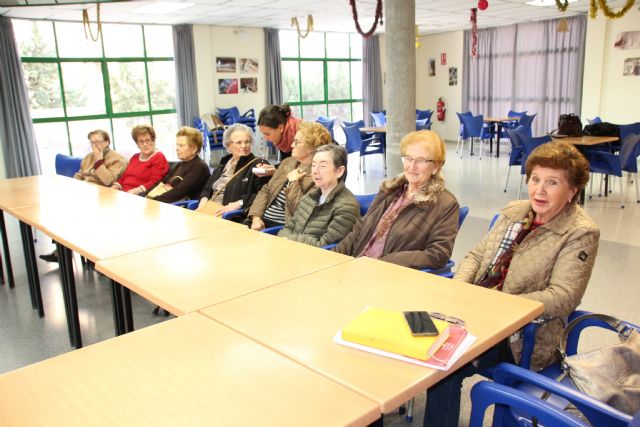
[403,311,439,337]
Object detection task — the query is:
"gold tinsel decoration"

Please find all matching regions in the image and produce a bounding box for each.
[589,0,635,19]
[555,0,569,12]
[291,15,314,38]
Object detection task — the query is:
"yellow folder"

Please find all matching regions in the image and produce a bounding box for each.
[341,307,450,361]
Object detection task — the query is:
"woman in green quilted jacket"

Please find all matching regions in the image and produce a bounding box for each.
[277,144,360,247]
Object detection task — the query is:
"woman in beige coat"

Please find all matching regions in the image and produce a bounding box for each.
[425,141,599,427]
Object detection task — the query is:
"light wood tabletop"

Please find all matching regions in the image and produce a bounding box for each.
[201,257,544,413]
[0,175,91,211]
[552,135,619,146]
[96,228,353,315]
[483,117,518,123]
[8,184,245,262]
[0,312,380,426]
[359,126,386,133]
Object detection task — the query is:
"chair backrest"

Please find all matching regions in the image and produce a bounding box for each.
[508,110,527,119]
[370,111,386,127]
[519,113,537,136]
[620,133,640,173]
[355,193,376,216]
[416,109,433,121]
[316,117,336,139]
[619,122,640,142]
[55,153,83,178]
[415,118,431,130]
[506,126,529,148]
[456,112,472,138]
[520,135,551,174]
[587,116,602,125]
[458,206,470,229]
[341,124,363,154]
[217,106,241,124]
[343,119,365,128]
[460,114,484,138]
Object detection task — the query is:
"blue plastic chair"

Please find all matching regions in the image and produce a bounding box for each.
[415,118,431,130]
[587,116,602,125]
[55,153,83,178]
[455,111,472,154]
[354,193,376,217]
[515,135,552,199]
[262,225,284,235]
[217,106,256,130]
[416,109,433,121]
[472,363,633,427]
[370,111,386,127]
[503,126,530,193]
[518,113,537,138]
[421,206,470,278]
[459,114,490,159]
[341,123,385,175]
[316,117,336,140]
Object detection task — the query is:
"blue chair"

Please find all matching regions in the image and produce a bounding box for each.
[55,153,83,178]
[498,110,528,140]
[415,118,432,130]
[217,106,256,130]
[416,109,433,121]
[518,113,537,138]
[489,213,500,230]
[459,114,490,159]
[194,117,225,156]
[370,111,386,127]
[586,133,640,208]
[341,123,385,175]
[587,116,602,125]
[343,119,365,128]
[316,117,336,140]
[503,126,530,193]
[455,111,472,154]
[515,135,551,199]
[471,363,633,427]
[354,193,376,216]
[421,206,470,278]
[262,225,284,235]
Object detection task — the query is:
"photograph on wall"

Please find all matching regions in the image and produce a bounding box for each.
[218,78,239,94]
[428,58,436,76]
[623,58,640,76]
[449,67,458,86]
[216,57,236,73]
[240,77,258,93]
[614,31,640,50]
[239,58,259,73]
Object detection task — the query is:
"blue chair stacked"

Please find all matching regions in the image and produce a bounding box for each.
[217,106,256,131]
[341,123,385,175]
[55,153,83,178]
[194,117,225,157]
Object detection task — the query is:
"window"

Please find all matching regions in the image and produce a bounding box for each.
[13,20,177,174]
[280,30,363,123]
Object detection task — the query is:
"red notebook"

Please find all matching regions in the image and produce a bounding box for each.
[425,325,468,368]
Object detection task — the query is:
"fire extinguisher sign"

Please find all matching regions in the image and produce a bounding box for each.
[441,53,447,65]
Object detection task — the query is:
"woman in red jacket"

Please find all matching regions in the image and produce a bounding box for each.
[111,124,169,195]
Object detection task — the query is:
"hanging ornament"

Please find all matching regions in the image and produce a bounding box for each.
[471,8,478,60]
[349,0,383,38]
[291,15,314,38]
[589,0,635,19]
[478,0,489,11]
[557,18,569,32]
[82,4,102,42]
[555,0,569,12]
[415,26,422,49]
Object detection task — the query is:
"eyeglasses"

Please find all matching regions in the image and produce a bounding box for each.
[292,138,305,147]
[231,140,252,146]
[90,140,105,145]
[137,138,154,146]
[429,312,465,326]
[401,156,437,166]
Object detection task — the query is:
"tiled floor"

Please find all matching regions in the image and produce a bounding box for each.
[1,139,638,426]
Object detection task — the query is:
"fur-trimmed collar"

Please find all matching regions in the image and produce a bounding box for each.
[379,172,446,208]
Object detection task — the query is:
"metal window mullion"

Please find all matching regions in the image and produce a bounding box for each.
[52,21,72,154]
[141,25,154,123]
[296,34,303,118]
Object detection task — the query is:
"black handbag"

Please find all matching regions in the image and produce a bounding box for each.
[558,114,583,137]
[583,122,620,137]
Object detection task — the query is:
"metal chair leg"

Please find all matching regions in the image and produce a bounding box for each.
[635,173,639,203]
[405,397,414,422]
[589,173,594,199]
[504,166,512,193]
[619,174,624,208]
[517,175,524,200]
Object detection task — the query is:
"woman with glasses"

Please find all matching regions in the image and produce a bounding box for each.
[333,130,459,269]
[74,129,127,186]
[424,142,599,427]
[277,144,360,247]
[111,124,169,195]
[197,123,269,217]
[247,122,332,231]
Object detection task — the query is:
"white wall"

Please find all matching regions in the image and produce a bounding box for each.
[581,8,640,124]
[192,25,267,118]
[415,31,464,142]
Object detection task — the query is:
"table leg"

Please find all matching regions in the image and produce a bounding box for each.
[0,211,16,288]
[495,123,502,158]
[111,280,135,336]
[57,242,75,346]
[56,244,82,348]
[19,222,44,317]
[367,416,383,426]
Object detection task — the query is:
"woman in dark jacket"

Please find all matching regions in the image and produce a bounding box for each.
[197,123,269,216]
[148,126,210,203]
[333,130,459,269]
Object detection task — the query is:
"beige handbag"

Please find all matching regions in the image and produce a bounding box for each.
[558,313,640,415]
[197,200,223,215]
[146,182,173,199]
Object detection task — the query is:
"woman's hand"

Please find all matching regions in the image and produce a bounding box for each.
[92,145,104,161]
[253,163,276,178]
[286,168,307,183]
[250,216,265,231]
[110,183,122,190]
[213,200,243,217]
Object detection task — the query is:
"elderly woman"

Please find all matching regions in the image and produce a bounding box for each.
[247,122,332,230]
[254,104,303,176]
[424,141,599,427]
[147,127,211,203]
[333,130,459,269]
[111,124,169,195]
[197,123,269,216]
[277,144,359,247]
[74,129,127,186]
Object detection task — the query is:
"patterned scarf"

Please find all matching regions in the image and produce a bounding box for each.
[476,210,535,290]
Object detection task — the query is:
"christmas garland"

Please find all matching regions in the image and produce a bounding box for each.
[470,8,478,60]
[589,0,635,18]
[82,4,102,42]
[555,0,569,12]
[291,15,314,39]
[349,0,383,38]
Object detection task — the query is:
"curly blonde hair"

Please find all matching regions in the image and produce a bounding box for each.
[297,121,332,150]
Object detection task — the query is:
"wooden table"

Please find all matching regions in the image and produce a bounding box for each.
[360,126,386,133]
[552,135,619,146]
[4,175,245,347]
[483,117,519,158]
[201,257,544,413]
[0,312,380,426]
[96,228,352,329]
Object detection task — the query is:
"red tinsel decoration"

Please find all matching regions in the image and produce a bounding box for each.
[349,0,383,38]
[471,8,478,60]
[478,0,488,10]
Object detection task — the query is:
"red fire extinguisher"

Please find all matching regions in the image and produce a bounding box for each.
[437,97,446,121]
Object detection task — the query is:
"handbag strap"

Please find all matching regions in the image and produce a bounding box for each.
[209,157,261,202]
[558,313,627,359]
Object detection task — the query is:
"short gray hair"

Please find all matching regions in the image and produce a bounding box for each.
[313,144,348,182]
[222,123,256,148]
